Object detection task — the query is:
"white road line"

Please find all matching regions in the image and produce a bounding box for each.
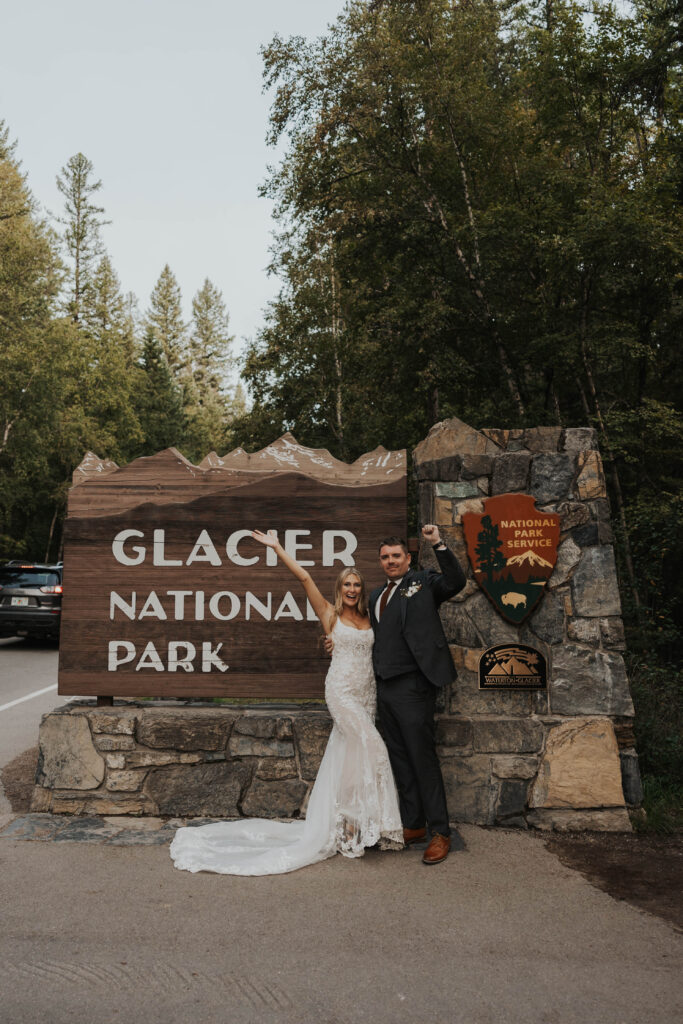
[0,684,58,713]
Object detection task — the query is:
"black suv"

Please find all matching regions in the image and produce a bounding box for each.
[0,563,63,641]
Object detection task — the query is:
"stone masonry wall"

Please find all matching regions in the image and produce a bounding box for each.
[31,705,331,819]
[414,417,641,830]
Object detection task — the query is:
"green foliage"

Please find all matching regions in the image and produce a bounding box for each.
[627,654,682,831]
[146,264,188,373]
[132,327,185,456]
[56,152,108,322]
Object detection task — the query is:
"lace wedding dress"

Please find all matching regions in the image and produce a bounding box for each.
[170,619,404,875]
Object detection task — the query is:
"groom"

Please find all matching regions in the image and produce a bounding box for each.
[370,525,466,865]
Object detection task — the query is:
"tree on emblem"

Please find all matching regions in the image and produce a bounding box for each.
[475,515,506,583]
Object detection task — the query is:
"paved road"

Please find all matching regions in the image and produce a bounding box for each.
[0,637,67,812]
[0,824,680,1024]
[1,640,681,1023]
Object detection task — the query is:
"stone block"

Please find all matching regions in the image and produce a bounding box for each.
[441,755,495,825]
[490,452,531,495]
[145,761,252,817]
[530,453,576,503]
[527,808,631,832]
[548,538,581,588]
[415,455,463,481]
[448,579,480,604]
[460,454,493,479]
[554,500,590,531]
[481,428,509,449]
[413,418,499,475]
[106,769,147,792]
[82,795,153,816]
[89,711,137,735]
[530,717,625,809]
[256,757,299,781]
[241,777,308,818]
[453,497,485,523]
[52,797,86,814]
[526,591,565,644]
[123,750,202,767]
[571,547,622,617]
[600,617,626,649]
[476,476,490,495]
[228,735,295,758]
[450,670,548,716]
[550,644,633,716]
[234,715,293,740]
[563,428,598,452]
[491,755,539,779]
[472,718,544,753]
[567,618,601,644]
[30,786,53,812]
[93,735,136,751]
[37,714,105,790]
[434,496,454,525]
[104,754,125,769]
[440,603,482,647]
[496,779,530,819]
[136,711,233,751]
[620,749,644,805]
[436,481,480,499]
[293,716,333,780]
[435,718,473,750]
[461,591,519,645]
[575,451,606,500]
[522,427,562,453]
[418,482,434,526]
[571,523,600,546]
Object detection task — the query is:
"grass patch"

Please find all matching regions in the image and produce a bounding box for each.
[631,776,683,835]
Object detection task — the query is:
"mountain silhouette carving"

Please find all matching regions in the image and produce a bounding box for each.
[505,548,554,570]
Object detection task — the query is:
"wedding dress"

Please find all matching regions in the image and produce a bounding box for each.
[170,619,403,875]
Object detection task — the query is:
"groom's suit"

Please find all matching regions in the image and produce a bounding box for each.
[370,545,466,836]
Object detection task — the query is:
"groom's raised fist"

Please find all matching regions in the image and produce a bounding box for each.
[421,524,442,545]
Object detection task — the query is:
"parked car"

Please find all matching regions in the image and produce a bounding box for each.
[0,563,63,641]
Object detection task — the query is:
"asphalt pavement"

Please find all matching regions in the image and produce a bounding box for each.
[0,638,681,1024]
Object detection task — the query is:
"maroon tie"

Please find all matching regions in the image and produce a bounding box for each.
[379,581,396,619]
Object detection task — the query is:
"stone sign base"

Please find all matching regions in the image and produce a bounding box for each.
[31,702,634,830]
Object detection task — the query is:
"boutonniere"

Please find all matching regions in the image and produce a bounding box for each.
[400,582,422,598]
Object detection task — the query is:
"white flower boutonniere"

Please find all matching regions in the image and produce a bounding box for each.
[400,582,422,598]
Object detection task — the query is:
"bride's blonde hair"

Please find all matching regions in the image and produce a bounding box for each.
[332,567,368,622]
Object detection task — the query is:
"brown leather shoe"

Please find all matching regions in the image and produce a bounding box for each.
[422,833,451,864]
[403,827,427,845]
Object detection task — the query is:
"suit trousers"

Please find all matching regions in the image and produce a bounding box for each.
[376,670,449,836]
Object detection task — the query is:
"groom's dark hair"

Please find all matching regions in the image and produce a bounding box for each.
[378,536,409,554]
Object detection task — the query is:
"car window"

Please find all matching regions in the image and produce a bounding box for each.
[0,570,60,588]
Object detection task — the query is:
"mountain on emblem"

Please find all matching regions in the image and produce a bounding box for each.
[462,493,560,624]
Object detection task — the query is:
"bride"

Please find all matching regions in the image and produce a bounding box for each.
[170,529,404,875]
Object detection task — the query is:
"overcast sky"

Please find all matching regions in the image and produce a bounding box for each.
[0,0,346,358]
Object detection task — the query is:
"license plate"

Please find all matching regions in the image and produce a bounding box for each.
[11,597,29,606]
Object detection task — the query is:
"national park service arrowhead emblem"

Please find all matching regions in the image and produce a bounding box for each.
[462,494,560,623]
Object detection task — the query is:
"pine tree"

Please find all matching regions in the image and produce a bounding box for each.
[475,516,506,584]
[189,278,235,399]
[134,326,185,455]
[56,153,108,322]
[146,265,187,373]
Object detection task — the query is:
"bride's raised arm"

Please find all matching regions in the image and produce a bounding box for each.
[251,530,334,633]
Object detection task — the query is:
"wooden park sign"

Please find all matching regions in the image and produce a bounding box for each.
[58,435,406,699]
